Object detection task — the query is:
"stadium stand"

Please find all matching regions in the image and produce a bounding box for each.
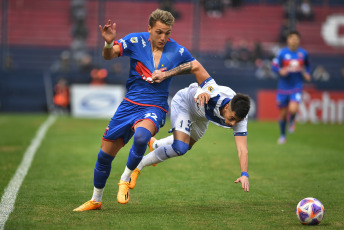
[0,0,344,112]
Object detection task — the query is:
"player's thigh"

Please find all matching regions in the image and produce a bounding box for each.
[189,119,209,143]
[101,138,124,157]
[276,93,289,109]
[289,92,302,113]
[288,101,299,114]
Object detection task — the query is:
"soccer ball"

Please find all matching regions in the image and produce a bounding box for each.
[296,197,325,225]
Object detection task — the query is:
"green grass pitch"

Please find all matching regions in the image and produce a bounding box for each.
[1,114,343,229]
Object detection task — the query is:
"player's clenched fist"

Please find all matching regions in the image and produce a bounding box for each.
[99,19,117,44]
[151,70,167,83]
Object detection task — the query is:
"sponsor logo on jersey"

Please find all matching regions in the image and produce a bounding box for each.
[119,39,127,49]
[130,37,138,43]
[208,86,214,92]
[141,37,146,48]
[179,47,184,56]
[285,54,291,59]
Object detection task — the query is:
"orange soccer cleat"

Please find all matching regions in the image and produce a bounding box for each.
[129,168,141,189]
[73,200,102,212]
[117,180,130,204]
[148,137,157,152]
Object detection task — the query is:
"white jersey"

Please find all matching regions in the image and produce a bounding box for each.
[171,79,248,139]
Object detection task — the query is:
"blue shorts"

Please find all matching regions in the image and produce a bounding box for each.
[276,92,302,108]
[103,99,166,145]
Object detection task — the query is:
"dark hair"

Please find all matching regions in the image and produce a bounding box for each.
[287,30,301,38]
[231,93,250,120]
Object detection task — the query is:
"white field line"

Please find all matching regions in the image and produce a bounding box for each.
[0,115,57,230]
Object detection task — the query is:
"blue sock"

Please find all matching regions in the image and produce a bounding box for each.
[126,127,152,170]
[289,114,296,125]
[94,150,115,189]
[279,119,287,137]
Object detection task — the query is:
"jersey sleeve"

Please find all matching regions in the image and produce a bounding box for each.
[233,116,248,136]
[175,46,195,66]
[115,33,137,57]
[200,78,219,97]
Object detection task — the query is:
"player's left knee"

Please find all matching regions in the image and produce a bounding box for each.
[171,140,189,156]
[134,127,152,147]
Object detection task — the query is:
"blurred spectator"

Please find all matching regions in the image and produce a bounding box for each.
[297,0,314,21]
[71,21,88,40]
[51,51,73,73]
[230,0,242,8]
[252,40,264,64]
[90,68,108,85]
[78,54,94,72]
[313,65,330,81]
[279,19,291,44]
[204,0,224,18]
[53,78,70,114]
[237,39,252,65]
[160,0,180,20]
[224,38,240,68]
[255,60,277,79]
[70,0,86,23]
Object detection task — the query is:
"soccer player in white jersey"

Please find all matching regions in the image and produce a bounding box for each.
[129,77,251,193]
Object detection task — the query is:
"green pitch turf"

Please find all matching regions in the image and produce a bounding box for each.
[1,114,343,229]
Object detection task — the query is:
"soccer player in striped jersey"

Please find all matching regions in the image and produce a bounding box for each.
[129,78,251,193]
[272,30,311,144]
[74,9,211,211]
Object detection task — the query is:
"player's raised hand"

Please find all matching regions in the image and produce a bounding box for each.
[234,176,249,192]
[99,19,116,44]
[151,70,166,83]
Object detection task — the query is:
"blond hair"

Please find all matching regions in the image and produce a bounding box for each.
[148,9,175,27]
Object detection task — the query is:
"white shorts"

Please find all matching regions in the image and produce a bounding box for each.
[170,89,209,142]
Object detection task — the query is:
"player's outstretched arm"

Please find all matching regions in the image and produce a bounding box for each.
[233,135,249,192]
[151,60,210,85]
[99,19,121,60]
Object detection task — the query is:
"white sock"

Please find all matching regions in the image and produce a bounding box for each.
[137,145,179,170]
[120,166,133,182]
[91,187,104,202]
[154,135,174,150]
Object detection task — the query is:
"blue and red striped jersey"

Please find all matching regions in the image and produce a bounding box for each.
[115,32,195,112]
[272,47,310,94]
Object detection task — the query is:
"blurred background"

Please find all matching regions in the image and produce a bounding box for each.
[0,0,343,123]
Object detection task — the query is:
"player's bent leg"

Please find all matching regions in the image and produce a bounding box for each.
[288,101,299,134]
[278,107,288,144]
[118,125,153,204]
[73,200,102,212]
[171,140,189,156]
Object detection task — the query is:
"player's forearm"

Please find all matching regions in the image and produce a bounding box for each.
[235,136,248,173]
[190,60,211,85]
[163,60,210,85]
[238,149,248,173]
[102,45,120,60]
[163,61,193,79]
